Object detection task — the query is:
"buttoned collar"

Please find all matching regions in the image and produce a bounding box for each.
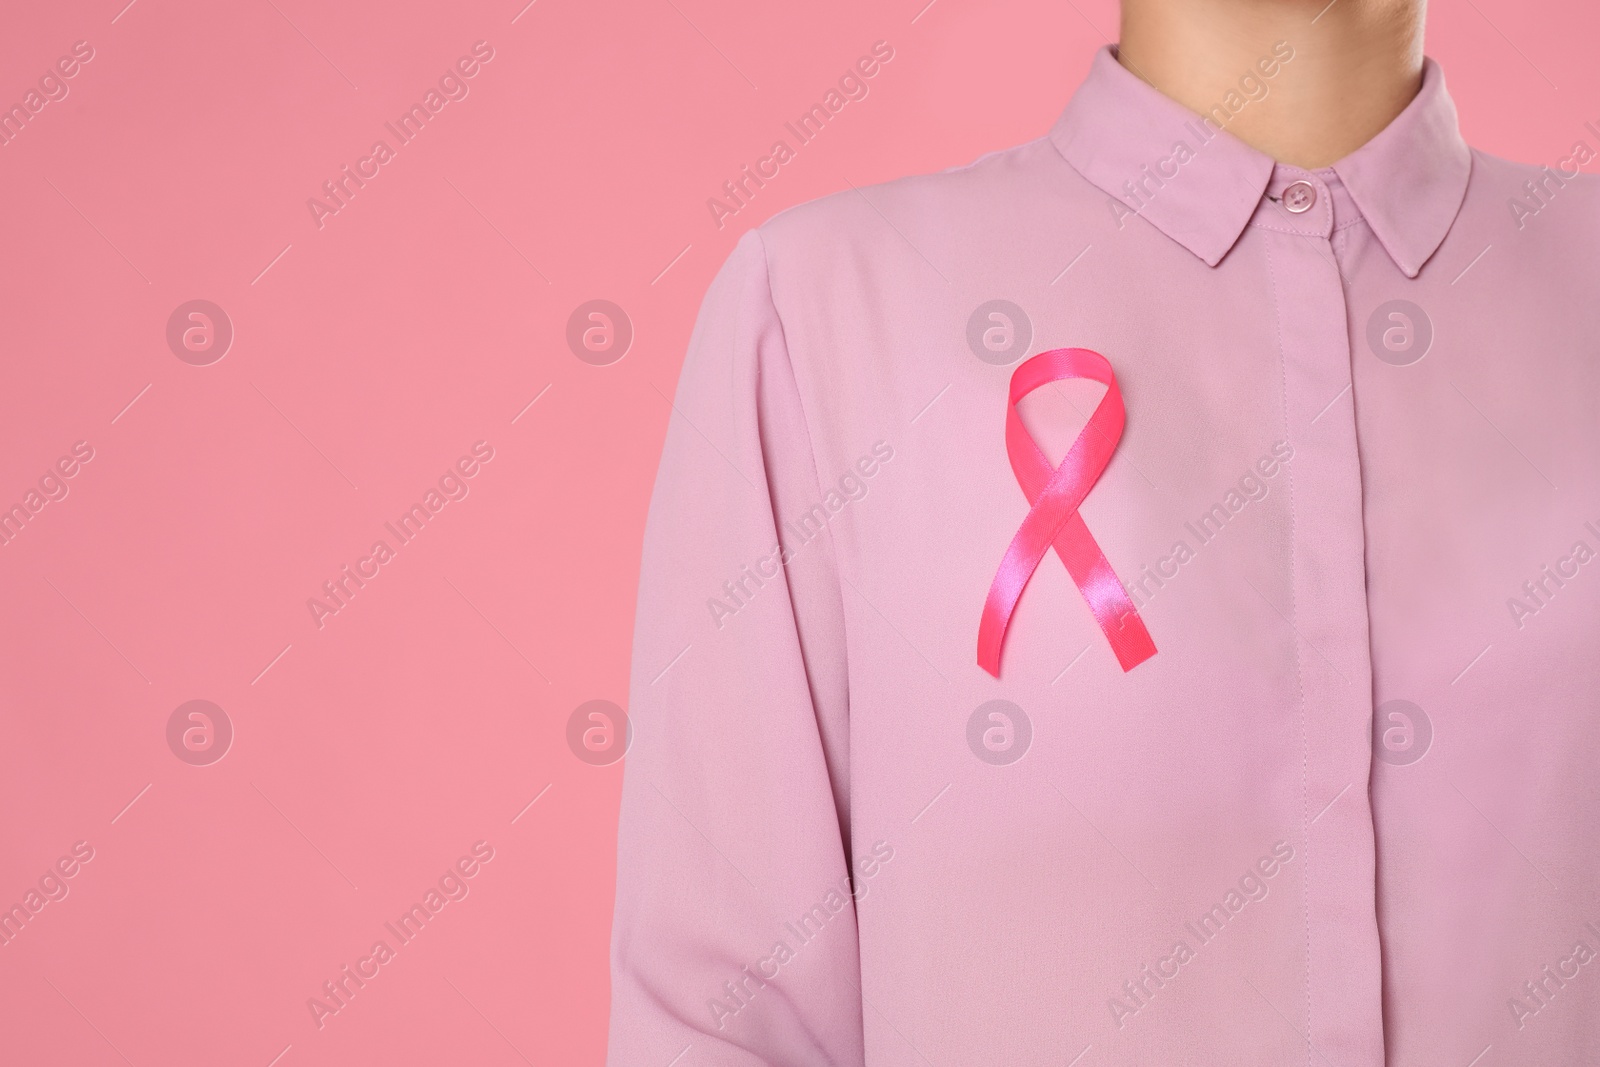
[1050,46,1472,278]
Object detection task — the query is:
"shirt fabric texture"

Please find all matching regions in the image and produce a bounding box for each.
[609,45,1600,1066]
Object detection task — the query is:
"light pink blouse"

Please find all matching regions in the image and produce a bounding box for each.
[609,46,1600,1066]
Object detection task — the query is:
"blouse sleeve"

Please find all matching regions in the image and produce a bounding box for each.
[607,229,863,1066]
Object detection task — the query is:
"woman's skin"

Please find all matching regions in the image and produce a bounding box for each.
[1117,0,1428,169]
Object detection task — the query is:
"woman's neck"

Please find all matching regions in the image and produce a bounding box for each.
[1117,0,1427,169]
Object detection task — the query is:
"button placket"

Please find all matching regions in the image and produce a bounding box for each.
[1259,205,1386,1067]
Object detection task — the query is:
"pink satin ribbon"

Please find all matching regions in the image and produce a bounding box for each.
[978,348,1158,677]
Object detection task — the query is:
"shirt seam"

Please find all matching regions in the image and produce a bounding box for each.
[1249,219,1334,238]
[752,228,850,608]
[1263,236,1314,1067]
[751,221,861,841]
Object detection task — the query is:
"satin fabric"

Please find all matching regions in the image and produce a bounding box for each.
[978,348,1157,675]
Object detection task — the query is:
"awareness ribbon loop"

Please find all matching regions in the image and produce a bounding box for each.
[977,347,1157,677]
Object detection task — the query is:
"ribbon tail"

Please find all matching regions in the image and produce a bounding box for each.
[1053,512,1157,672]
[977,506,1062,677]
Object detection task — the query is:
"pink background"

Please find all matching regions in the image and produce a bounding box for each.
[0,0,1594,1063]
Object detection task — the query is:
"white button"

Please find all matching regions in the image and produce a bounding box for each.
[1282,180,1317,214]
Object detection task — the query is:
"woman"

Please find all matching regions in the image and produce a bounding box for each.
[610,1,1600,1062]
